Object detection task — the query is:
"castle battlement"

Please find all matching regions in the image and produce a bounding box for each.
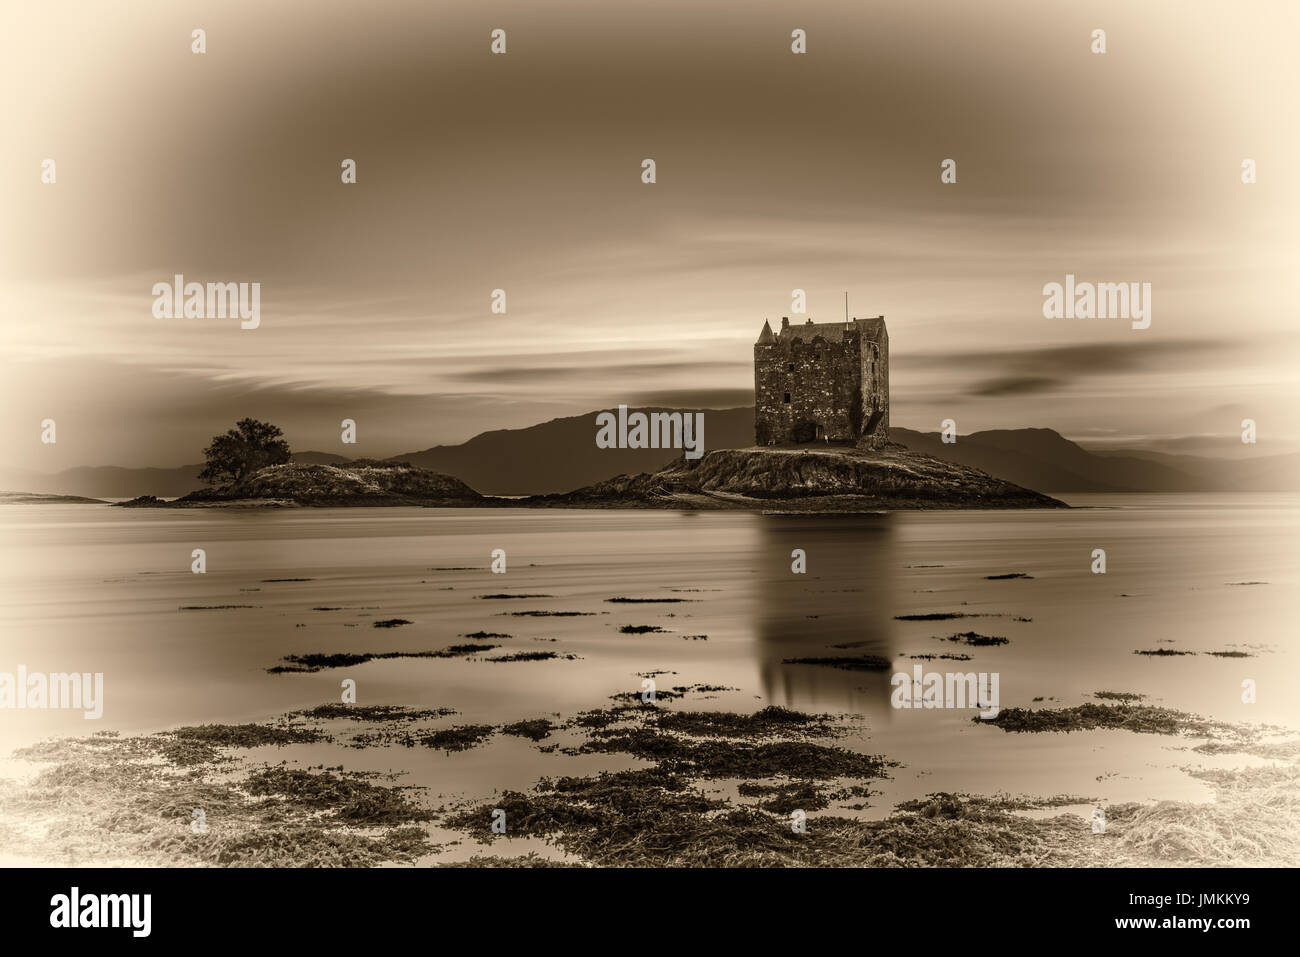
[753,315,889,448]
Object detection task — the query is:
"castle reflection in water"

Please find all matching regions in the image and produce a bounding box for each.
[756,513,898,718]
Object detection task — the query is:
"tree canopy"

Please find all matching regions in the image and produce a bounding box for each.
[198,418,292,486]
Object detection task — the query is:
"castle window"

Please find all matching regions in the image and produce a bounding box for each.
[783,392,791,403]
[787,363,795,371]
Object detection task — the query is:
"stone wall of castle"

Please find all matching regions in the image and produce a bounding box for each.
[755,323,863,445]
[754,317,889,448]
[857,327,889,450]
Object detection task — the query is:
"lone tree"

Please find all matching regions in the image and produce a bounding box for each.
[198,418,292,486]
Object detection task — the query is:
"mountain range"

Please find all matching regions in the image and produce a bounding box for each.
[4,407,1295,498]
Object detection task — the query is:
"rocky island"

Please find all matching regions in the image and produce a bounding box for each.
[115,447,1065,510]
[117,460,481,508]
[529,444,1067,510]
[110,319,1067,511]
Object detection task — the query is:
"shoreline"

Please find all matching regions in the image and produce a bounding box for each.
[107,496,1070,511]
[3,694,1294,868]
[83,444,1071,511]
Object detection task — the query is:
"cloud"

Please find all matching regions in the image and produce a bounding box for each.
[969,376,1062,397]
[3,2,1296,466]
[902,340,1237,398]
[445,360,749,385]
[626,389,754,409]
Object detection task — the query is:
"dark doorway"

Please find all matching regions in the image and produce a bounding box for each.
[792,421,818,443]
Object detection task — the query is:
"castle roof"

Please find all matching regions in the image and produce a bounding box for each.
[777,316,886,344]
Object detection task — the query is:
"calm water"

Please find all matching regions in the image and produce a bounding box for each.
[1,494,1296,822]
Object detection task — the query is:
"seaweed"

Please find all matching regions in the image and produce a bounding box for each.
[895,612,987,621]
[654,706,837,739]
[782,655,892,671]
[737,780,831,813]
[244,767,433,824]
[293,704,457,721]
[1,732,436,866]
[171,724,328,747]
[501,719,556,741]
[976,703,1248,739]
[431,644,498,657]
[442,777,1083,868]
[507,611,594,617]
[943,632,1008,647]
[485,651,572,662]
[605,597,693,603]
[417,725,496,752]
[267,650,444,673]
[580,728,890,780]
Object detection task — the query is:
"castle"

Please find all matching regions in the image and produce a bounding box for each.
[753,315,889,449]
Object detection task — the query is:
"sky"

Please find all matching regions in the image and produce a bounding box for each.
[2,0,1297,470]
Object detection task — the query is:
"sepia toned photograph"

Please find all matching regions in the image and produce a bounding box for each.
[1,0,1296,936]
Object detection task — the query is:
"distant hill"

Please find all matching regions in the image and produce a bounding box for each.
[0,492,107,504]
[890,428,1299,493]
[1,464,207,499]
[395,411,1298,495]
[289,451,353,466]
[390,407,755,495]
[1088,447,1300,492]
[0,451,353,499]
[5,407,1295,498]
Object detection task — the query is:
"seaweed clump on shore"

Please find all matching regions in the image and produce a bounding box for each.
[442,773,1111,868]
[171,723,329,748]
[267,650,455,672]
[2,730,436,866]
[975,703,1246,740]
[292,704,458,722]
[782,655,892,672]
[943,632,1008,647]
[501,719,556,741]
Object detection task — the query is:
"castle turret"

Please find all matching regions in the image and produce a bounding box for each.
[757,319,774,344]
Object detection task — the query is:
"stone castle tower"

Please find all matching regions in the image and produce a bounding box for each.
[753,315,889,449]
